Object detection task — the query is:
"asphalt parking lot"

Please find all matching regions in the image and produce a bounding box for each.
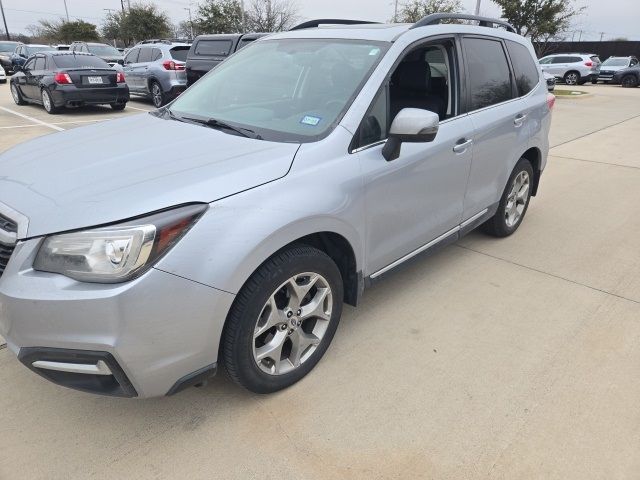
[1,82,639,479]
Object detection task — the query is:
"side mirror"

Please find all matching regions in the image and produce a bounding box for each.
[382,108,439,162]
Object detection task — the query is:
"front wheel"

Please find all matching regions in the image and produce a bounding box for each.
[10,83,25,105]
[110,102,126,111]
[222,245,343,393]
[481,158,534,237]
[621,75,639,88]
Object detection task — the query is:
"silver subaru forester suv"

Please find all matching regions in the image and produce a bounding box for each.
[0,14,553,398]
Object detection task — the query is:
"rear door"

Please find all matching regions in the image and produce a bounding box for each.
[462,36,531,219]
[131,47,154,92]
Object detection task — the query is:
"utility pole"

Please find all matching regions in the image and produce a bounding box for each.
[599,32,605,41]
[126,0,131,10]
[63,0,70,21]
[184,7,193,40]
[104,8,117,46]
[241,0,246,33]
[0,0,10,41]
[393,0,398,22]
[120,0,125,13]
[474,0,481,15]
[578,30,582,41]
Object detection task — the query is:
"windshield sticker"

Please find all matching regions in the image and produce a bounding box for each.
[369,48,381,56]
[300,115,321,126]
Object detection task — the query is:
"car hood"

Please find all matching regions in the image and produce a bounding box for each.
[0,113,299,238]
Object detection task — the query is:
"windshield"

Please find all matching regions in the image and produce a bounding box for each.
[53,54,110,69]
[88,44,121,57]
[26,46,52,55]
[0,41,19,53]
[170,38,389,142]
[602,58,629,67]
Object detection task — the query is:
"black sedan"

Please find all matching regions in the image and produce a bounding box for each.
[10,52,130,114]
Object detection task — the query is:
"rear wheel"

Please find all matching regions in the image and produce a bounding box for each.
[591,78,598,84]
[563,71,580,85]
[110,102,126,111]
[10,83,25,105]
[481,158,534,238]
[222,245,343,393]
[621,75,639,88]
[150,81,165,108]
[41,88,59,114]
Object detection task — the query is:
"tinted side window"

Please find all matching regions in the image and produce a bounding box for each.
[137,47,154,63]
[552,56,568,64]
[195,40,232,56]
[124,48,139,64]
[23,58,35,70]
[569,56,583,63]
[169,46,189,61]
[464,38,513,111]
[152,48,162,61]
[506,41,539,96]
[355,87,388,148]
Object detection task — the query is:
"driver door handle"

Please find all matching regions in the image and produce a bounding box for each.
[453,138,473,153]
[514,113,528,127]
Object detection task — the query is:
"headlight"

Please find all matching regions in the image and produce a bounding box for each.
[34,204,207,283]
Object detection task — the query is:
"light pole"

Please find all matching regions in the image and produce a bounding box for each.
[184,7,193,40]
[63,0,70,21]
[0,0,10,41]
[104,8,117,46]
[393,0,398,22]
[241,0,246,33]
[474,0,481,15]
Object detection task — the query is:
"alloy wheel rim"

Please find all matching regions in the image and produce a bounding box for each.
[42,91,51,111]
[252,272,333,376]
[504,171,530,228]
[566,74,577,85]
[623,76,635,86]
[152,85,162,107]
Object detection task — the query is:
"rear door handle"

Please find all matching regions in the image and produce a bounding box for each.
[453,138,473,153]
[514,113,528,127]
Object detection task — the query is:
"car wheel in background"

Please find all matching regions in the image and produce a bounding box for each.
[10,83,26,105]
[481,158,534,238]
[563,71,580,85]
[41,88,59,114]
[621,75,639,88]
[222,245,344,393]
[110,102,126,111]
[150,81,165,108]
[591,78,598,84]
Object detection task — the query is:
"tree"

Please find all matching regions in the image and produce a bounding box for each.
[195,0,244,34]
[395,0,463,23]
[247,0,298,32]
[27,19,99,43]
[493,0,584,55]
[102,3,171,44]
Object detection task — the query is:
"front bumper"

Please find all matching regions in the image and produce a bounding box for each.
[0,238,235,398]
[50,85,130,107]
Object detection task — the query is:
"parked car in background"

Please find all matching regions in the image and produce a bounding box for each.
[55,44,70,51]
[0,15,552,398]
[10,51,129,113]
[70,41,124,66]
[0,65,6,83]
[543,71,555,91]
[0,40,23,73]
[539,53,601,85]
[597,56,639,83]
[185,33,268,86]
[10,44,55,70]
[612,63,640,88]
[123,40,191,107]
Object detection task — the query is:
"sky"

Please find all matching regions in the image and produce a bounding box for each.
[1,0,638,41]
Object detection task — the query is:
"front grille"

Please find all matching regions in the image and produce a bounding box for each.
[0,214,18,278]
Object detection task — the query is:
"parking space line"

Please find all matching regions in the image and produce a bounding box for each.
[0,107,65,132]
[126,105,154,112]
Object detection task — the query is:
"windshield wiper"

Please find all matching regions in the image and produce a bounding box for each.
[180,116,262,140]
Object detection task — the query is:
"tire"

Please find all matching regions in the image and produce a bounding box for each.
[591,79,598,84]
[150,81,165,108]
[110,102,126,111]
[621,75,639,88]
[10,83,26,105]
[481,158,534,238]
[222,245,344,394]
[563,71,580,86]
[41,88,59,114]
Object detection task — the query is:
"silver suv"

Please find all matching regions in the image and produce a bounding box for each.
[539,53,601,85]
[0,14,553,398]
[123,41,191,107]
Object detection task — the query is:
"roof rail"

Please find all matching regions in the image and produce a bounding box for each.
[411,13,516,33]
[290,19,380,31]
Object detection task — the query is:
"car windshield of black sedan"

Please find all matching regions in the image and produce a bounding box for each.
[169,38,389,143]
[52,55,110,69]
[88,45,121,56]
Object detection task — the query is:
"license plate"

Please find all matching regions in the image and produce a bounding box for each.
[87,76,103,84]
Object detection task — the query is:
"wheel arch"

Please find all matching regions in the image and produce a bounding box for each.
[521,147,542,196]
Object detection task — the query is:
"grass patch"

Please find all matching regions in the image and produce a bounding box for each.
[554,89,588,96]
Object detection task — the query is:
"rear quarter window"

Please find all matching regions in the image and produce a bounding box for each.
[506,41,539,96]
[137,47,154,63]
[195,40,232,56]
